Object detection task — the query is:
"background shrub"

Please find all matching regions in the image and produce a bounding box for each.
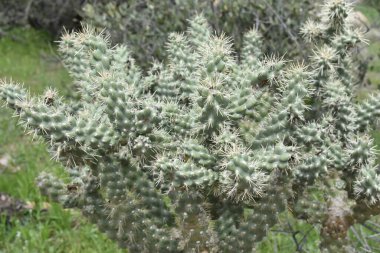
[82,0,316,68]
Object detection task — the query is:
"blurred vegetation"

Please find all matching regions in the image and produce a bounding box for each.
[356,2,380,90]
[363,0,380,12]
[83,0,316,69]
[0,0,81,37]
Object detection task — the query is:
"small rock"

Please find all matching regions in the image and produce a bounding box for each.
[0,192,27,217]
[0,154,21,173]
[0,154,10,169]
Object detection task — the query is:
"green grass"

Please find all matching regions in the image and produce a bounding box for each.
[0,29,71,95]
[0,28,122,253]
[356,5,380,24]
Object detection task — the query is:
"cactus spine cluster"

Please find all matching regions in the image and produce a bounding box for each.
[1,1,380,252]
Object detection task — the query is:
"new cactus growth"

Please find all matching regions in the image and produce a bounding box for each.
[1,1,380,252]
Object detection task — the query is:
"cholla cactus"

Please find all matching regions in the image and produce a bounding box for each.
[1,1,379,252]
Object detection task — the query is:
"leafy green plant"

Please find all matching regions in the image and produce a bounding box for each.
[1,1,379,252]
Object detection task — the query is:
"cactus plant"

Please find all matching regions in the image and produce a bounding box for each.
[1,0,380,252]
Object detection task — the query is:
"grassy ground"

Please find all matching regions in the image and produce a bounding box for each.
[0,4,380,251]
